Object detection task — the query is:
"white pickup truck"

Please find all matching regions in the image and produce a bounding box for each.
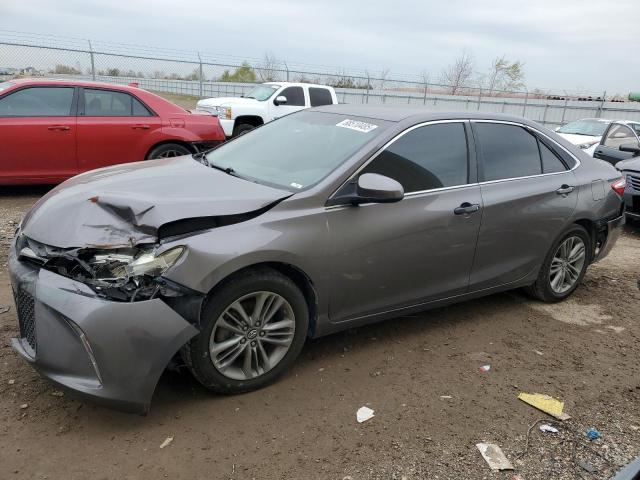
[195,82,338,137]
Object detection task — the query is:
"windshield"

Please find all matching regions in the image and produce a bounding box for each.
[557,119,609,136]
[243,84,279,101]
[204,111,389,191]
[0,81,14,92]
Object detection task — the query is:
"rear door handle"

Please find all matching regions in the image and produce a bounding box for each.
[556,184,575,195]
[48,125,70,131]
[131,124,150,130]
[454,202,480,215]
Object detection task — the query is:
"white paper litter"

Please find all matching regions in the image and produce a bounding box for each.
[159,436,174,449]
[479,365,491,372]
[476,443,513,470]
[356,406,375,423]
[540,424,559,433]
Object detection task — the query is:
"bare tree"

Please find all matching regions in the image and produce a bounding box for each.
[257,52,280,82]
[378,67,390,90]
[441,50,474,95]
[485,55,525,95]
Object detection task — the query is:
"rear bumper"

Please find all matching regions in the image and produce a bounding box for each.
[593,213,625,262]
[8,243,199,414]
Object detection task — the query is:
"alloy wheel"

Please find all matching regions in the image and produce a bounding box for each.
[549,235,586,294]
[209,291,296,381]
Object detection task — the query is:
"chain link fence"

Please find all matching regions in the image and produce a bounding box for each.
[2,30,640,127]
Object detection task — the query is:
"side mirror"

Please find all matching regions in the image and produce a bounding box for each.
[274,95,288,106]
[620,143,640,156]
[327,173,404,206]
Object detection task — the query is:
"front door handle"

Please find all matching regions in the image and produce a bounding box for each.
[48,125,70,131]
[556,184,575,195]
[131,124,150,130]
[454,202,480,215]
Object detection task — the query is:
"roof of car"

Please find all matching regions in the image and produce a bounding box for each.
[5,77,144,93]
[312,104,544,125]
[264,81,333,89]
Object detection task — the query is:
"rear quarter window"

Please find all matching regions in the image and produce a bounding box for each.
[309,87,333,107]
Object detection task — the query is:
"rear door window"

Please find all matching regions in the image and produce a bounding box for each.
[0,87,74,116]
[475,123,542,181]
[84,88,149,116]
[361,122,469,192]
[279,86,305,106]
[309,87,333,107]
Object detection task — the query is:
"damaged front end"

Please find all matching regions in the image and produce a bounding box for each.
[15,234,204,327]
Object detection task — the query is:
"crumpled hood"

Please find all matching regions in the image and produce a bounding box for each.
[557,133,601,146]
[197,97,261,108]
[616,156,640,172]
[21,156,290,249]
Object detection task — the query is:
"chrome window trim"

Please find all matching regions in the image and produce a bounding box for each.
[325,118,583,210]
[471,119,582,183]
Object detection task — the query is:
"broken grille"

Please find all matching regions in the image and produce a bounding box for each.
[626,173,640,192]
[14,287,36,352]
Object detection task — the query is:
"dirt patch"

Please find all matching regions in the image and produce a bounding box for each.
[1,189,639,479]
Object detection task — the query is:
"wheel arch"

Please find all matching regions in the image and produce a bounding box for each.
[202,262,319,338]
[572,218,598,261]
[144,140,196,159]
[234,115,264,129]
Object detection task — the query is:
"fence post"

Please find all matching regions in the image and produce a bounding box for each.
[197,52,203,98]
[477,87,483,110]
[522,90,529,117]
[423,81,428,105]
[596,90,606,118]
[87,39,96,80]
[561,93,568,124]
[366,75,370,104]
[284,61,289,82]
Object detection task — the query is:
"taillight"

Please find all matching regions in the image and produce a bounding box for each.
[611,177,626,196]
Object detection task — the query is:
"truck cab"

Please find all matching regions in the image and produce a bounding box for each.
[196,82,338,137]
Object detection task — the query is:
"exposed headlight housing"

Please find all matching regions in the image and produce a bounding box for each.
[89,246,185,281]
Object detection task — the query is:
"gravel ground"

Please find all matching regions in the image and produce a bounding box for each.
[1,187,639,480]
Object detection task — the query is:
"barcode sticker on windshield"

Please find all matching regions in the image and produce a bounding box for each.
[336,119,378,133]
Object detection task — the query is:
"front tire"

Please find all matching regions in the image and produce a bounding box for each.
[526,225,591,302]
[232,123,255,137]
[183,268,309,394]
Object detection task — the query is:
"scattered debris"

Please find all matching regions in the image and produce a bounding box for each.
[19,403,28,410]
[440,395,453,400]
[159,436,174,449]
[356,406,375,423]
[586,427,602,441]
[476,443,514,470]
[577,459,597,473]
[51,390,64,397]
[539,424,559,433]
[606,325,625,333]
[0,304,10,314]
[533,350,544,356]
[317,368,324,372]
[8,379,15,385]
[518,392,570,420]
[479,365,491,372]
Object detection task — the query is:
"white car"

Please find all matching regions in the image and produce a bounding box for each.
[555,118,612,156]
[196,82,338,138]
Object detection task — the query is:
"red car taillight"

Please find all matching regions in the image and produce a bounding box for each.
[611,177,626,196]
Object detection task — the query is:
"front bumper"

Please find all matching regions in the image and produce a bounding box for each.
[593,213,625,262]
[623,190,640,220]
[219,118,234,137]
[8,243,199,414]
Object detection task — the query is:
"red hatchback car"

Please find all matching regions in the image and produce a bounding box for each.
[0,79,225,185]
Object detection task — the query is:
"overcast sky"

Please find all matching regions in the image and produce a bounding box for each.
[1,0,638,94]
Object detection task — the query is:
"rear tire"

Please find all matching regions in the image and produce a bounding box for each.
[182,268,308,394]
[146,143,191,159]
[526,225,591,302]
